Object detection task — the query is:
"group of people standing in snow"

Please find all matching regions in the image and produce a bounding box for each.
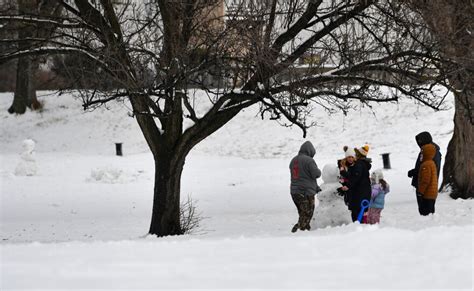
[337,144,389,224]
[289,131,442,233]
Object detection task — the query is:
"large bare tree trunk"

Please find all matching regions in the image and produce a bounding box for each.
[8,56,38,114]
[437,2,474,198]
[8,0,39,114]
[405,0,474,198]
[443,91,474,198]
[149,155,185,235]
[7,0,62,114]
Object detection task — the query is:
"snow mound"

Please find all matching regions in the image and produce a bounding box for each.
[87,166,140,184]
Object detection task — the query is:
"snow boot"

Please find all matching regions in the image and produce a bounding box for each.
[291,224,299,233]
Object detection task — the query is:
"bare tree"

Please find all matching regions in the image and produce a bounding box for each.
[5,0,62,114]
[9,0,38,114]
[0,0,451,236]
[400,0,474,198]
[0,0,17,92]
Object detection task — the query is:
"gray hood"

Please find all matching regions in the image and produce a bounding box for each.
[298,141,316,158]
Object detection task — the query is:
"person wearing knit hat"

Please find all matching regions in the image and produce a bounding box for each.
[355,144,370,158]
[344,146,356,158]
[337,146,357,207]
[338,146,356,173]
[341,144,373,222]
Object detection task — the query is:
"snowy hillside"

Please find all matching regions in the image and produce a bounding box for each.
[1,90,472,289]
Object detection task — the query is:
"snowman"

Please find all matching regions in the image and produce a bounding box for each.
[15,139,38,176]
[313,163,351,228]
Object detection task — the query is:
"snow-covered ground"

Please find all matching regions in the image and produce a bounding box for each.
[0,90,472,290]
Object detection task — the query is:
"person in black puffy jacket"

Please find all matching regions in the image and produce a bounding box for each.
[341,145,372,222]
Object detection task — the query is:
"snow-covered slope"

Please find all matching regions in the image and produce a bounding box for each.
[0,89,455,159]
[1,91,472,289]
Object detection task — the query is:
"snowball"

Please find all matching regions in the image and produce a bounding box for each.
[321,163,339,184]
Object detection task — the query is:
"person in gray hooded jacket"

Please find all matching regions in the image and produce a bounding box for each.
[289,141,322,232]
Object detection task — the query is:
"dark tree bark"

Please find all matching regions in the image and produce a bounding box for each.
[443,92,474,198]
[0,2,17,92]
[8,0,62,114]
[150,155,185,235]
[8,0,39,114]
[441,3,474,198]
[404,0,474,198]
[9,55,39,114]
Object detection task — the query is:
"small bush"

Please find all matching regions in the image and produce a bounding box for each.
[180,195,203,234]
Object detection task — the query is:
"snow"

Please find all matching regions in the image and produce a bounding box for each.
[0,90,472,290]
[87,166,142,184]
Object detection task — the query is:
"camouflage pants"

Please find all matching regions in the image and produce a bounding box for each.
[291,194,315,230]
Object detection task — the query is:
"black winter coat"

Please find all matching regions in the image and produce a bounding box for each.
[346,158,372,211]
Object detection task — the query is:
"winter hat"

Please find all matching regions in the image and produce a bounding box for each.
[343,145,356,158]
[355,144,370,157]
[371,169,384,183]
[415,131,433,147]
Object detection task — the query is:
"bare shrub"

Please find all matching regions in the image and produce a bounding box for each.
[180,195,203,234]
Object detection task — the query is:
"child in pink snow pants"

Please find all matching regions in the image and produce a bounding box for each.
[367,169,390,224]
